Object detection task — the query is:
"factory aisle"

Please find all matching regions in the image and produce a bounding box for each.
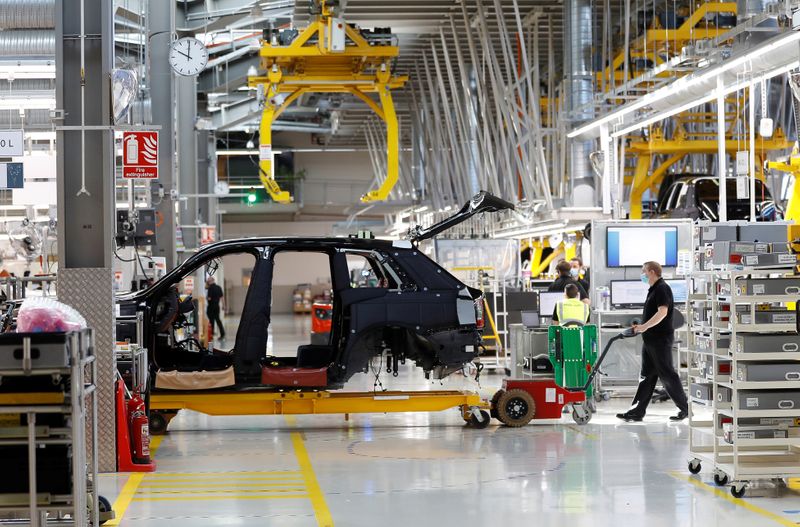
[100,367,800,526]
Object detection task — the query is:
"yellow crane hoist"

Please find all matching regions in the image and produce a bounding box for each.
[247,0,408,204]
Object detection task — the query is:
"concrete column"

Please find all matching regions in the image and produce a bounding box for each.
[55,0,116,471]
[177,74,198,255]
[147,0,176,267]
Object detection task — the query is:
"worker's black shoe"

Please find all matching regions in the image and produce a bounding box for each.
[616,412,643,422]
[669,410,688,421]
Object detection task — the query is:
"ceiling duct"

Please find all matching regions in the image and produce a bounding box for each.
[0,29,54,56]
[0,0,54,29]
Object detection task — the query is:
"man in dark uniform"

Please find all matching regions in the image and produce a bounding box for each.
[617,261,688,422]
[206,276,225,339]
[570,256,590,292]
[548,260,590,305]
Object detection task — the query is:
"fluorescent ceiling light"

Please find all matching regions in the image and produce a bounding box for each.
[216,149,283,156]
[567,30,800,139]
[611,59,800,138]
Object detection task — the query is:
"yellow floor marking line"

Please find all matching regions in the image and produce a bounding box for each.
[286,416,335,527]
[130,494,310,502]
[136,488,307,495]
[144,470,303,477]
[105,435,165,526]
[139,482,305,488]
[669,471,797,527]
[564,425,598,440]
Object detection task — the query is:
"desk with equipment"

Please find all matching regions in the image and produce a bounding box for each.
[590,219,693,394]
[508,291,580,378]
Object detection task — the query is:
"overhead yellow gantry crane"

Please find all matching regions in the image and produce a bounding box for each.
[247,0,407,204]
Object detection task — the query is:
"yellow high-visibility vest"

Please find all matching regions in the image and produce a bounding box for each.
[556,297,589,325]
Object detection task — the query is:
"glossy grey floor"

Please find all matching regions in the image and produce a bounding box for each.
[98,316,800,526]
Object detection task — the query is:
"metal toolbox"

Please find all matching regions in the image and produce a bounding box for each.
[0,330,92,371]
[738,222,793,243]
[711,241,771,266]
[696,334,731,353]
[698,359,731,379]
[717,385,732,402]
[731,277,800,297]
[697,224,738,245]
[736,362,800,382]
[723,425,788,443]
[735,334,800,354]
[691,382,714,401]
[737,310,797,326]
[738,390,800,410]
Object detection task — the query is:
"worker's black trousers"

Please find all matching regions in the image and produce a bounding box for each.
[207,305,225,339]
[628,334,688,417]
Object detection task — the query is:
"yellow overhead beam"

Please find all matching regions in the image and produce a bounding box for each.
[247,0,407,204]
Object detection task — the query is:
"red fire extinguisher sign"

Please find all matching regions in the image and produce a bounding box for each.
[122,131,159,179]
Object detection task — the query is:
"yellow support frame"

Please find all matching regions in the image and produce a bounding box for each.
[627,126,792,219]
[767,156,800,221]
[150,390,487,429]
[248,1,408,204]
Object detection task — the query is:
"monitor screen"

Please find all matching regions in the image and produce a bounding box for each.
[607,226,679,267]
[538,291,563,318]
[521,311,540,328]
[610,279,688,306]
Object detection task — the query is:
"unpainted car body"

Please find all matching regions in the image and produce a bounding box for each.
[655,175,782,221]
[117,192,514,391]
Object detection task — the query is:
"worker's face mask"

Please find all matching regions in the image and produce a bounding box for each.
[640,273,649,284]
[570,268,579,278]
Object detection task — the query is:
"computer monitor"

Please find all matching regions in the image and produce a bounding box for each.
[538,291,563,318]
[610,279,688,307]
[520,311,540,328]
[665,279,688,303]
[606,226,678,267]
[610,280,648,307]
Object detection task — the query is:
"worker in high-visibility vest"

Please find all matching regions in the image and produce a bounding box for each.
[551,283,590,325]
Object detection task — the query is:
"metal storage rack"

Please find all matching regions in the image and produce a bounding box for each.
[0,329,103,526]
[688,267,800,498]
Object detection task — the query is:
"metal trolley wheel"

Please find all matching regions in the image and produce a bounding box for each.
[495,389,536,427]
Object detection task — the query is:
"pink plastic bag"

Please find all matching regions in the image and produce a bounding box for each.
[16,298,87,333]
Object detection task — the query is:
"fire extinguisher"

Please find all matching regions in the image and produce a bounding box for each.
[127,390,151,464]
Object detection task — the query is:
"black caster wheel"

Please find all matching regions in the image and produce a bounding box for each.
[98,495,113,525]
[688,460,701,474]
[731,484,746,498]
[713,473,729,486]
[468,410,491,429]
[149,411,167,435]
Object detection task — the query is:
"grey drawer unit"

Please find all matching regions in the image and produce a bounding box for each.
[738,310,797,325]
[734,278,800,296]
[691,382,714,401]
[0,331,91,371]
[736,362,800,382]
[736,334,800,354]
[738,390,800,410]
[717,385,732,402]
[739,252,797,269]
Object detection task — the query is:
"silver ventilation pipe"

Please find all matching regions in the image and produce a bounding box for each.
[564,0,596,207]
[0,29,54,55]
[0,0,54,29]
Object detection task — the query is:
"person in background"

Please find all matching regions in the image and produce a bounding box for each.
[570,257,590,292]
[617,261,688,422]
[206,276,225,339]
[551,283,590,325]
[548,260,590,305]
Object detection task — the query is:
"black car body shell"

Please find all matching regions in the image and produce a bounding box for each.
[118,236,484,389]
